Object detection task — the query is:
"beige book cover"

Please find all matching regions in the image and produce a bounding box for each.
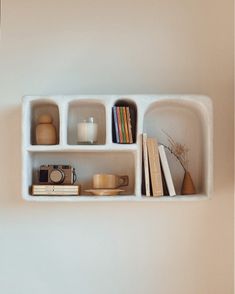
[147,138,163,196]
[142,133,150,196]
[32,185,80,196]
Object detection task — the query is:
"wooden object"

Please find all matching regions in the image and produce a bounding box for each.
[85,189,124,196]
[93,174,129,189]
[36,114,57,145]
[181,171,196,195]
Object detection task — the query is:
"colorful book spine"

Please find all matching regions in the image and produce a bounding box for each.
[126,107,133,143]
[113,106,119,143]
[123,107,130,143]
[116,107,123,143]
[120,107,126,143]
[114,105,135,144]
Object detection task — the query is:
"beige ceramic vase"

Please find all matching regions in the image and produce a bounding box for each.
[36,114,57,145]
[181,171,196,195]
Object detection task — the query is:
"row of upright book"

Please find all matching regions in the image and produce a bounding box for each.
[142,133,176,197]
[112,106,136,144]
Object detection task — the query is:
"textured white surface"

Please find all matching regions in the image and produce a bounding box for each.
[0,0,233,293]
[22,95,213,201]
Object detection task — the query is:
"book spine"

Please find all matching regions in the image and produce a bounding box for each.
[120,107,126,143]
[123,107,130,143]
[158,145,176,196]
[160,163,169,196]
[116,107,123,143]
[142,133,150,196]
[147,138,163,196]
[113,107,119,143]
[129,107,136,143]
[126,107,133,144]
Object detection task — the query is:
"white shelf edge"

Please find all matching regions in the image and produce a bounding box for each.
[139,194,209,201]
[23,194,209,202]
[26,144,138,152]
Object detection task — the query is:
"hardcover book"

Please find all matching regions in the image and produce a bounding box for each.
[120,107,126,143]
[32,185,80,196]
[116,107,123,143]
[123,107,130,143]
[142,133,150,196]
[147,138,163,196]
[112,106,119,143]
[126,107,133,143]
[158,145,176,196]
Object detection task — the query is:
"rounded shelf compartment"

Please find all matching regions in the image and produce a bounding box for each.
[67,99,106,145]
[30,99,60,145]
[143,98,211,197]
[112,98,137,144]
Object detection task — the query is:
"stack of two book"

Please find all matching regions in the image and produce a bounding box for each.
[112,106,134,144]
[32,185,80,196]
[142,133,176,197]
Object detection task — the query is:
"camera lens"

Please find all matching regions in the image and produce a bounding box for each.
[49,169,65,184]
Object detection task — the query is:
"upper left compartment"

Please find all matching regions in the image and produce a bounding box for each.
[25,97,60,146]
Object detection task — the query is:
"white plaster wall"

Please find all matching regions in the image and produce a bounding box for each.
[0,0,233,293]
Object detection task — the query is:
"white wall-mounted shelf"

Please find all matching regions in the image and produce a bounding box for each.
[22,95,213,202]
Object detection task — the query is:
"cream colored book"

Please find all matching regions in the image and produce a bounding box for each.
[32,185,80,196]
[158,145,176,196]
[147,138,163,196]
[142,133,150,196]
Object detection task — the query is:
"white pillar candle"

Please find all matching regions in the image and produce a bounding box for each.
[77,117,98,144]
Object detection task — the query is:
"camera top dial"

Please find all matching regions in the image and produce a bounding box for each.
[49,168,65,184]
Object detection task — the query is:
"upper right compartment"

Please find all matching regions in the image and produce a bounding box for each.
[143,96,213,198]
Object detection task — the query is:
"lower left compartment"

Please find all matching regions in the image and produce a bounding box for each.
[23,151,136,199]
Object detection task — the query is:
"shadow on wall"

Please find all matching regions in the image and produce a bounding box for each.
[0,105,22,203]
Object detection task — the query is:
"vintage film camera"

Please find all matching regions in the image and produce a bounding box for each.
[39,165,76,185]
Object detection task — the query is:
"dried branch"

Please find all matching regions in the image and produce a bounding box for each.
[161,130,189,171]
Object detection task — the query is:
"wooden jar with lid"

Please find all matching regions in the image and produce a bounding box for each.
[36,114,57,145]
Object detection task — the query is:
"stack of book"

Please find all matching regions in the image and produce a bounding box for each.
[142,133,176,197]
[112,106,134,144]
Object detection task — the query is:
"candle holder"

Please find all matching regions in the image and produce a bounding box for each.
[77,117,98,144]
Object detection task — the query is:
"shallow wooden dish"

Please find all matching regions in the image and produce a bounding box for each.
[85,189,125,196]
